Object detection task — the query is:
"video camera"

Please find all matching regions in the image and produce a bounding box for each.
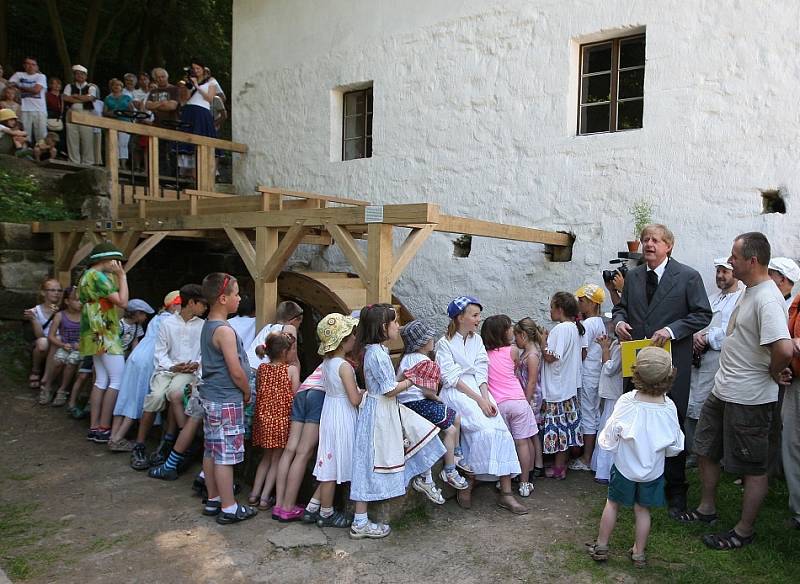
[602,259,629,284]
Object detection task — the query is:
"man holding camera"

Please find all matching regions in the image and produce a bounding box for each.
[685,257,743,459]
[612,223,712,516]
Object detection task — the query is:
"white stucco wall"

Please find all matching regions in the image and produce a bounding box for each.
[232,0,800,325]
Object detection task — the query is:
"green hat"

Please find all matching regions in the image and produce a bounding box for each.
[87,242,125,263]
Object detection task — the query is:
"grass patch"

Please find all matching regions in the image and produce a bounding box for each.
[568,469,800,583]
[6,473,34,481]
[0,503,63,580]
[0,167,76,223]
[391,504,429,531]
[86,535,129,554]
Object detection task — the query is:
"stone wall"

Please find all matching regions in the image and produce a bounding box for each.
[232,0,800,325]
[0,223,54,332]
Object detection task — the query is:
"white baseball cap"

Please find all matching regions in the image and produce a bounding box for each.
[72,64,88,74]
[768,257,800,283]
[713,257,733,270]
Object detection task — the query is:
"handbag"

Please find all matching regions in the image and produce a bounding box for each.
[47,118,63,132]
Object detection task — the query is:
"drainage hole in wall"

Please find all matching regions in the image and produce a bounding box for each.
[453,235,472,258]
[761,189,786,214]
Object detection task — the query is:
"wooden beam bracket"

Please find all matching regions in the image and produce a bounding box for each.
[325,223,369,285]
[389,225,435,286]
[260,220,307,282]
[124,232,170,273]
[224,226,257,279]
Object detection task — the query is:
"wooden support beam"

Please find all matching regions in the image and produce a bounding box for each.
[261,220,307,282]
[53,232,82,287]
[366,224,394,304]
[148,137,159,199]
[255,226,279,329]
[87,231,104,244]
[223,227,257,278]
[70,241,95,270]
[389,225,435,286]
[435,214,573,247]
[106,130,120,219]
[124,232,169,273]
[111,231,142,258]
[257,186,369,207]
[326,223,369,285]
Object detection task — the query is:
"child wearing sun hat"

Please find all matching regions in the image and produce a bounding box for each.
[587,346,685,568]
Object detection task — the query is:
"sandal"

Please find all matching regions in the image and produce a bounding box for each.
[673,508,718,524]
[258,496,275,511]
[316,510,352,528]
[202,500,221,516]
[51,391,68,407]
[586,542,609,562]
[702,528,755,550]
[302,509,321,524]
[247,493,260,506]
[533,466,545,478]
[545,466,566,480]
[629,547,647,568]
[216,504,258,525]
[279,506,305,523]
[28,374,40,389]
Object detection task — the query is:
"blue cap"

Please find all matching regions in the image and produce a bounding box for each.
[127,298,155,314]
[446,296,482,319]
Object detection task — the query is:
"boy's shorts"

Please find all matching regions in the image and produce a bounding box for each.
[54,347,82,366]
[290,388,326,424]
[143,371,196,413]
[693,393,780,476]
[183,388,205,421]
[403,398,456,430]
[579,380,601,434]
[498,399,538,439]
[202,399,245,466]
[608,464,665,508]
[78,356,94,373]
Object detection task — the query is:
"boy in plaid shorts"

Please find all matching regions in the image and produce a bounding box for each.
[198,272,256,524]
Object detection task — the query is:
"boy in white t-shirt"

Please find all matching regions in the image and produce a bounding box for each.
[587,347,684,568]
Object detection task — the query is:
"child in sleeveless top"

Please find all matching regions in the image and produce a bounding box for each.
[313,313,362,528]
[514,317,547,478]
[350,304,446,539]
[483,315,538,498]
[43,286,82,406]
[541,292,585,480]
[250,332,299,510]
[24,277,63,390]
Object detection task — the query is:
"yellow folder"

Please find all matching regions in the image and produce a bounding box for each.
[620,339,672,378]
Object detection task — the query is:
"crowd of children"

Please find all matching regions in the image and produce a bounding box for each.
[25,242,685,554]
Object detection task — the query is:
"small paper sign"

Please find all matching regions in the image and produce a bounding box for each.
[620,339,672,377]
[364,205,384,223]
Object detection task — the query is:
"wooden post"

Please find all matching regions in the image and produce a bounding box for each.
[106,129,119,219]
[366,224,394,304]
[52,231,82,288]
[148,136,159,199]
[255,226,279,329]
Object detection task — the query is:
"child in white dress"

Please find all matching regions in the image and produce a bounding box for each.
[313,313,361,529]
[435,296,526,515]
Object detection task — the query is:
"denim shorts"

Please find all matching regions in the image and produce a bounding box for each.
[608,465,666,508]
[290,389,325,424]
[202,400,245,466]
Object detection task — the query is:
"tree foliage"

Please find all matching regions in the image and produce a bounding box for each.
[4,0,231,95]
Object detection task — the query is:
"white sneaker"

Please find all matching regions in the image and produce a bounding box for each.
[518,482,534,497]
[412,476,445,504]
[568,458,592,471]
[440,469,469,490]
[350,520,391,539]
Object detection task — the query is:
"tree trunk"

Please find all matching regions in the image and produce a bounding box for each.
[89,0,130,73]
[78,0,103,68]
[0,0,8,70]
[45,0,73,80]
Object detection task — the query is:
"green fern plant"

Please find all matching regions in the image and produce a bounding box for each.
[630,199,653,239]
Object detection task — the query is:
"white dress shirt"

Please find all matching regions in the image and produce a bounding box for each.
[705,286,744,350]
[153,312,204,372]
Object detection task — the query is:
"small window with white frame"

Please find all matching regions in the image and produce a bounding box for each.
[578,34,645,135]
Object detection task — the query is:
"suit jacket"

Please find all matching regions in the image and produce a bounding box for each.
[612,258,712,416]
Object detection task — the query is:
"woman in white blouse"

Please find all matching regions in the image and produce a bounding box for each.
[435,296,526,514]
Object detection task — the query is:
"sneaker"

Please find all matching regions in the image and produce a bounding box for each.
[568,459,592,471]
[302,509,321,524]
[86,429,97,442]
[439,468,469,490]
[93,429,111,444]
[130,445,150,470]
[108,439,135,452]
[411,476,445,505]
[518,482,534,498]
[349,520,391,540]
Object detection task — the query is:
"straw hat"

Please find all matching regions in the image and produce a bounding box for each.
[317,313,358,355]
[0,108,18,122]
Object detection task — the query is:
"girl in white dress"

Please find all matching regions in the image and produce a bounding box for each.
[435,296,526,515]
[313,313,362,528]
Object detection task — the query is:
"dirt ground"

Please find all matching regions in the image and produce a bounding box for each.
[0,381,625,584]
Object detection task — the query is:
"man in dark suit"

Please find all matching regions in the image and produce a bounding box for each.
[612,224,713,515]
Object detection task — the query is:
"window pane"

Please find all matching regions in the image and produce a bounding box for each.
[618,68,644,99]
[366,89,373,113]
[582,43,612,74]
[366,137,372,158]
[617,99,643,130]
[366,112,372,137]
[344,92,359,116]
[344,115,364,140]
[581,73,611,104]
[580,104,610,134]
[344,139,364,160]
[619,37,646,68]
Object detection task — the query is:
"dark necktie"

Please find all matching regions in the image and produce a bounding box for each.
[646,270,658,304]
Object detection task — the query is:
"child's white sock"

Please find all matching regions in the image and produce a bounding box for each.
[319,507,333,518]
[306,498,321,513]
[222,503,238,514]
[208,496,220,502]
[199,471,205,479]
[423,469,433,484]
[353,512,368,527]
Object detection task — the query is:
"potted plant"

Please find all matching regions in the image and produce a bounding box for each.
[628,199,653,252]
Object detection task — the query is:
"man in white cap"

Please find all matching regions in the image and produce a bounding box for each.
[8,56,47,144]
[685,257,743,462]
[768,257,800,310]
[62,64,98,165]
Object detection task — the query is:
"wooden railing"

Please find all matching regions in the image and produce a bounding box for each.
[67,110,248,219]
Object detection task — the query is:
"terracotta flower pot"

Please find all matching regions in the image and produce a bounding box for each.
[626,240,640,253]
